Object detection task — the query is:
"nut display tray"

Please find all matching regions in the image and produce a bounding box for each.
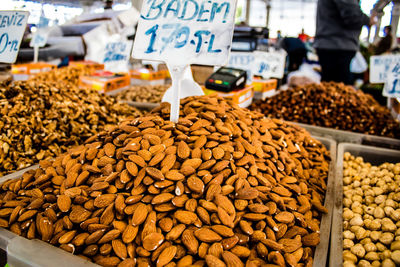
[313,136,336,267]
[329,143,400,267]
[0,137,336,267]
[294,122,400,150]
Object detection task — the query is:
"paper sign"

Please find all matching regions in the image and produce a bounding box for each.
[228,50,286,80]
[30,28,49,48]
[0,11,29,63]
[102,40,132,72]
[253,50,286,79]
[383,62,400,98]
[132,0,237,66]
[228,51,255,82]
[84,22,132,73]
[370,55,400,83]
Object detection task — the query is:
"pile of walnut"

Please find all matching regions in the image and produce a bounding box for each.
[342,153,400,267]
[115,85,169,104]
[29,65,97,86]
[0,80,142,176]
[0,96,330,266]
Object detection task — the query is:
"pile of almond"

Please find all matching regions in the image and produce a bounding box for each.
[0,95,330,266]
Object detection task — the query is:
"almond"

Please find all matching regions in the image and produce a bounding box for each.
[194,228,222,242]
[205,255,226,267]
[142,232,164,251]
[131,203,148,226]
[157,246,177,267]
[174,210,197,225]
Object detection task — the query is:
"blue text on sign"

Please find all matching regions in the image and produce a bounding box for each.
[141,0,230,23]
[0,13,26,28]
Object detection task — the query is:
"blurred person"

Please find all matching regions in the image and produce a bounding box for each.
[280,37,307,71]
[277,30,282,40]
[298,29,309,42]
[314,0,376,84]
[375,25,393,55]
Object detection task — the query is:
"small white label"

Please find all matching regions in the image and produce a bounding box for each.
[132,0,237,66]
[370,55,400,83]
[102,40,132,72]
[30,28,49,48]
[84,22,132,73]
[0,11,29,63]
[383,62,400,98]
[228,50,287,80]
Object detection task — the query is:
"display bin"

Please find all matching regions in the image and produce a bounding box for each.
[124,101,159,110]
[0,137,335,267]
[312,136,336,267]
[0,166,97,267]
[293,122,400,150]
[329,143,400,267]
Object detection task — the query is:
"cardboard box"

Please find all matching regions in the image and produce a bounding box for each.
[130,68,169,85]
[191,65,215,85]
[69,61,104,71]
[12,62,56,81]
[79,71,130,93]
[203,85,254,108]
[252,78,278,100]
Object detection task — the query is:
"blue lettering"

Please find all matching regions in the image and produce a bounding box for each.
[1,16,8,28]
[0,33,8,54]
[210,2,230,23]
[197,0,211,22]
[175,26,189,48]
[17,14,24,26]
[164,0,180,18]
[141,0,165,20]
[207,34,221,53]
[194,30,210,53]
[178,0,199,20]
[10,40,18,51]
[145,24,159,53]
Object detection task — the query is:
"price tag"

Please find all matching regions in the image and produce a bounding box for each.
[253,50,286,79]
[132,0,237,123]
[29,29,49,48]
[132,0,237,65]
[228,51,255,82]
[102,40,132,72]
[84,23,132,73]
[370,54,400,83]
[227,50,287,80]
[383,62,400,98]
[0,11,29,63]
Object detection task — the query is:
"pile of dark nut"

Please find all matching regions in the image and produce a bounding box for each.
[0,80,142,176]
[250,82,400,139]
[115,85,169,103]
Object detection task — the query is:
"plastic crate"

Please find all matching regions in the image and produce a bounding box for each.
[330,143,400,267]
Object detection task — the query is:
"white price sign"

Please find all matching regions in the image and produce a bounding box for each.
[383,62,400,98]
[228,50,287,80]
[132,0,237,65]
[29,29,49,48]
[0,11,29,63]
[228,51,255,81]
[370,55,400,83]
[103,40,132,72]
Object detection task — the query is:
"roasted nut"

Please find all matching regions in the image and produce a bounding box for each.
[250,82,400,138]
[0,80,142,176]
[0,95,331,266]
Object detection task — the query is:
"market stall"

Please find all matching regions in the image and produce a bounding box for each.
[0,0,399,267]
